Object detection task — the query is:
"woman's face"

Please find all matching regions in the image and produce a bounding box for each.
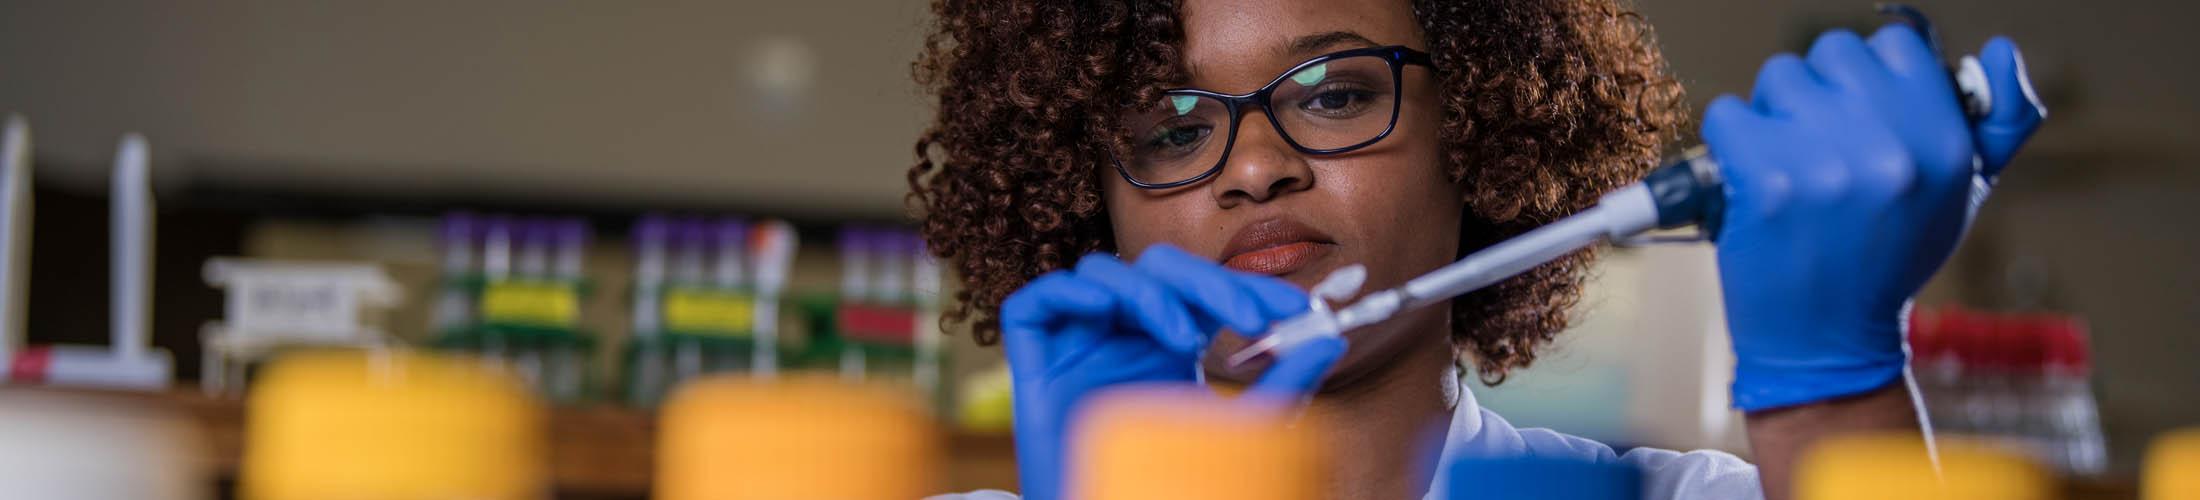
[1103,0,1464,383]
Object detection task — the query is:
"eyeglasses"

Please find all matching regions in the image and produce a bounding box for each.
[1112,45,1434,189]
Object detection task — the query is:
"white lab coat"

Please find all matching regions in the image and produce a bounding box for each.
[1423,381,1762,499]
[934,377,1763,500]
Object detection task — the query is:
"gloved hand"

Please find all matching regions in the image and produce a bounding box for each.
[1705,25,2045,411]
[1000,244,1347,500]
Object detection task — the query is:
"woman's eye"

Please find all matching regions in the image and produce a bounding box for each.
[1145,125,1211,150]
[1301,88,1376,114]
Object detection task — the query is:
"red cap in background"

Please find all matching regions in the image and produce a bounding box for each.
[2039,314,2092,376]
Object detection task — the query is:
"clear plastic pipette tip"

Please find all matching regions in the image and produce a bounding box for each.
[1227,264,1366,366]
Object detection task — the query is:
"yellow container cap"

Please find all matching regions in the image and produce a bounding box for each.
[2145,428,2200,500]
[242,350,547,500]
[1069,386,1327,500]
[656,375,943,500]
[1796,433,2056,500]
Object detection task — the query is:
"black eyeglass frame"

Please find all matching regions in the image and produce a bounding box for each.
[1111,45,1436,189]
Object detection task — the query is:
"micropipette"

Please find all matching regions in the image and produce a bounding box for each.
[1229,152,1722,366]
[1230,3,2006,367]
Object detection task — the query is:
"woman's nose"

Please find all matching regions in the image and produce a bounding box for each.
[1211,112,1315,207]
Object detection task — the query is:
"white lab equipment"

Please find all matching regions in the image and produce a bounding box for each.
[749,219,798,377]
[0,115,30,373]
[199,258,401,395]
[1230,175,1670,366]
[0,389,213,500]
[4,132,173,389]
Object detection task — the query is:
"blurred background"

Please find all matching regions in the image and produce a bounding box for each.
[0,0,2192,498]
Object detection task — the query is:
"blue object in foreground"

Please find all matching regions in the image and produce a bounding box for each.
[1444,457,1642,500]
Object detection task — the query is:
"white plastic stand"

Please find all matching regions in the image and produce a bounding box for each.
[200,259,400,396]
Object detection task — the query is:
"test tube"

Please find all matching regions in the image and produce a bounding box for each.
[839,226,871,302]
[711,218,749,290]
[749,219,798,378]
[669,221,706,381]
[481,216,514,282]
[511,218,548,385]
[516,220,551,280]
[630,215,672,406]
[478,217,514,368]
[672,219,709,286]
[552,218,588,281]
[872,229,909,304]
[440,213,478,276]
[632,216,670,338]
[910,232,941,308]
[432,213,478,333]
[551,219,591,401]
[911,233,943,398]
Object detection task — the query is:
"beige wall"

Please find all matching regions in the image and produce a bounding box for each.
[0,0,933,219]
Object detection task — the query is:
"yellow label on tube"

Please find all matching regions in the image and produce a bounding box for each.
[662,289,755,335]
[480,281,581,327]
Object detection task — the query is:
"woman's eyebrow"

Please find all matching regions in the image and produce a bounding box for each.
[1285,31,1381,56]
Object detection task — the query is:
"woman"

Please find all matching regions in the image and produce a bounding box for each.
[907,0,2042,498]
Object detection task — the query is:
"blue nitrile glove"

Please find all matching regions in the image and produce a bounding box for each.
[1704,26,2044,411]
[1000,244,1348,500]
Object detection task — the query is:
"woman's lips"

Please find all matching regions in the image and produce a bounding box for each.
[1222,241,1333,276]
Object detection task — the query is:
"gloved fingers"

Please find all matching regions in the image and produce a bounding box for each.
[999,271,1116,378]
[1000,270,1115,328]
[1242,335,1347,411]
[1748,54,1825,118]
[1852,25,1977,192]
[1702,94,1791,218]
[1804,29,1898,97]
[1132,244,1286,335]
[1829,111,1920,205]
[1236,273,1312,321]
[1075,253,1207,354]
[1971,36,2045,178]
[1862,24,1945,85]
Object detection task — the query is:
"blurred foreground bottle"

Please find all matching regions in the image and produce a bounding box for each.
[242,350,547,500]
[2145,428,2200,500]
[656,375,943,499]
[1796,432,2056,500]
[0,389,212,499]
[1069,386,1328,500]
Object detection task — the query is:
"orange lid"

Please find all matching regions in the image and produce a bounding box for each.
[1797,432,2055,500]
[2145,428,2200,500]
[1069,386,1327,500]
[242,349,547,500]
[656,375,943,499]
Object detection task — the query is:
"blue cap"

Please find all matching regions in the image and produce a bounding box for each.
[839,225,871,251]
[1443,457,1641,500]
[902,230,928,256]
[675,218,713,250]
[481,215,514,240]
[716,217,750,248]
[634,214,670,244]
[553,218,589,246]
[440,212,477,243]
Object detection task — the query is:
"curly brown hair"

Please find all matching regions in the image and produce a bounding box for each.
[906,0,1685,382]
